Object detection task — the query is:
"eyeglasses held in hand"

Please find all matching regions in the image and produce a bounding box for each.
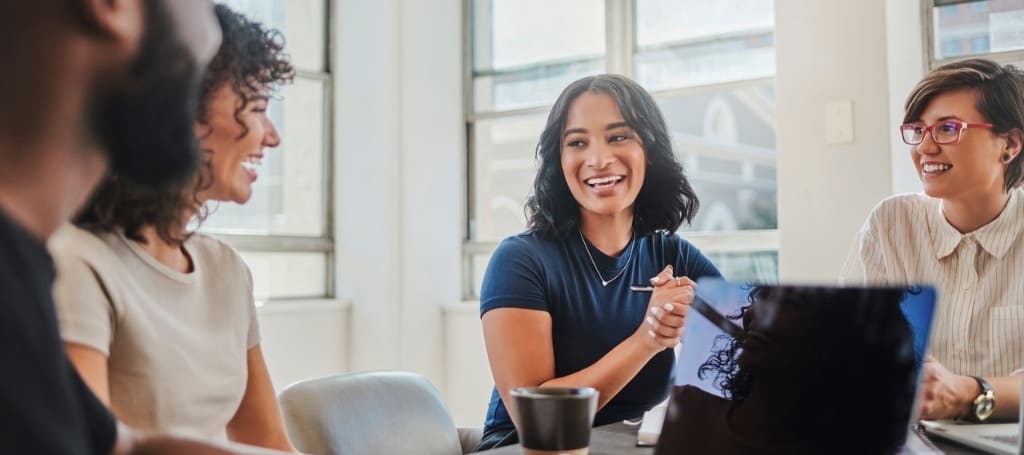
[899,120,993,145]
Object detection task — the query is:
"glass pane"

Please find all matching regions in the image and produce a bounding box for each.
[472,0,604,71]
[470,114,545,242]
[657,81,777,232]
[471,0,605,111]
[933,0,1024,60]
[634,0,775,90]
[635,0,775,47]
[469,252,492,299]
[704,250,778,283]
[238,252,328,300]
[218,0,326,72]
[204,77,327,236]
[473,59,605,112]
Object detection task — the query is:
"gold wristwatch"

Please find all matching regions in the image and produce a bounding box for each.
[966,376,995,422]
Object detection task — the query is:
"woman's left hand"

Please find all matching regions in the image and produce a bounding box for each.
[918,355,977,420]
[644,274,695,349]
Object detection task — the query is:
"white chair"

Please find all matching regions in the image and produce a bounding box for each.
[279,371,481,455]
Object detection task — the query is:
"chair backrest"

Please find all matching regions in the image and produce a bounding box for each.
[279,371,462,455]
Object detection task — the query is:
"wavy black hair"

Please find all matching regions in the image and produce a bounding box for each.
[76,3,295,245]
[525,74,698,239]
[698,286,917,455]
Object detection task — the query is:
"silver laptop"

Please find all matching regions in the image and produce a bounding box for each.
[920,419,1019,455]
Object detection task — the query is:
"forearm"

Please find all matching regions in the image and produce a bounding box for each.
[989,373,1021,420]
[115,423,294,455]
[539,335,661,410]
[227,347,296,452]
[227,422,294,453]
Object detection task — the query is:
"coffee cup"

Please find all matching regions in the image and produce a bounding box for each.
[510,387,598,455]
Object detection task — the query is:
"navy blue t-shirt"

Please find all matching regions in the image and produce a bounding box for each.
[479,230,721,433]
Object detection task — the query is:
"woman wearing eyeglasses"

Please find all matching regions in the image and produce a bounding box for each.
[841,58,1024,423]
[473,74,721,451]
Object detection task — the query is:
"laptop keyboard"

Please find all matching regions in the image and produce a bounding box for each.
[981,433,1020,445]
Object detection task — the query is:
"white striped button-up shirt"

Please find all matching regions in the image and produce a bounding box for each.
[840,190,1024,377]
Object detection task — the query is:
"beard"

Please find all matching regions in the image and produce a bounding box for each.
[87,0,204,186]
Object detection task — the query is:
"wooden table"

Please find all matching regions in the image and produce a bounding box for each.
[474,422,993,454]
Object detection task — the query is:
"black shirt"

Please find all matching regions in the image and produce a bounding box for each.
[0,209,116,453]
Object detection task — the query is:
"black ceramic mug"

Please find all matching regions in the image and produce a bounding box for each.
[510,387,599,455]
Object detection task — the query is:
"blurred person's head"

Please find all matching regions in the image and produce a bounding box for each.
[0,0,220,183]
[526,74,698,238]
[902,59,1024,200]
[698,286,916,455]
[77,3,294,245]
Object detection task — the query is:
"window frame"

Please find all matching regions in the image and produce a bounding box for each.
[924,0,1024,69]
[462,0,780,299]
[208,1,336,300]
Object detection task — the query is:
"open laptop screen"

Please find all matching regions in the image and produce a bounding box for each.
[656,279,937,455]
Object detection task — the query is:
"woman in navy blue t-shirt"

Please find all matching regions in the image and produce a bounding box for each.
[475,74,721,451]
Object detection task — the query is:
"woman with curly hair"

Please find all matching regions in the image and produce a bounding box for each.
[657,286,917,455]
[49,4,296,451]
[475,74,721,450]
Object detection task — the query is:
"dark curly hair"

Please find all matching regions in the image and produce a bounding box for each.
[76,3,295,245]
[525,74,699,239]
[697,286,917,455]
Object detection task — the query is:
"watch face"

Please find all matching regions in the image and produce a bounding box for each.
[974,394,995,421]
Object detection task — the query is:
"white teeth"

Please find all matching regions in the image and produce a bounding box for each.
[241,156,262,173]
[586,175,624,186]
[922,163,952,173]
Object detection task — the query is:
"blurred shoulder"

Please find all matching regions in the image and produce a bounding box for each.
[48,224,120,269]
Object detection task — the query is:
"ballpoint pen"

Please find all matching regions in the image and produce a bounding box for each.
[630,285,744,340]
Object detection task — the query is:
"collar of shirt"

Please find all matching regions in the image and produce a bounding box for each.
[929,189,1024,260]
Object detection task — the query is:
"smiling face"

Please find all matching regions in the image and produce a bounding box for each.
[196,83,280,204]
[911,89,1009,202]
[560,91,646,225]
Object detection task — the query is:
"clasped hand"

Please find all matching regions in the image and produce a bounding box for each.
[634,265,694,352]
[918,355,977,420]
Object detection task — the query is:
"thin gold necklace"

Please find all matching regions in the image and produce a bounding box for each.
[579,231,636,287]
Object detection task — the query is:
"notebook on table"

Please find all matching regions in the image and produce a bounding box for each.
[639,279,939,454]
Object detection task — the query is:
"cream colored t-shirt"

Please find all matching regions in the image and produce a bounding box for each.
[50,226,260,442]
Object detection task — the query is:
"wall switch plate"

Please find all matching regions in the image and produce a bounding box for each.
[825,99,854,144]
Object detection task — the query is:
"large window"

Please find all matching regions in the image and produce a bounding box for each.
[928,0,1024,67]
[466,0,779,298]
[204,0,333,301]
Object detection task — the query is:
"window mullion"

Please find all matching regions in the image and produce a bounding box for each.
[605,0,634,77]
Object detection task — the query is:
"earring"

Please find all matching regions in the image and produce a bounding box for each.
[1003,153,1011,162]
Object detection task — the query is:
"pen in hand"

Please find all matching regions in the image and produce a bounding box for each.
[630,284,744,340]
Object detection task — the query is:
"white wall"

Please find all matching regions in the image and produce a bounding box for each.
[886,0,927,195]
[333,0,466,407]
[775,0,922,283]
[258,300,351,390]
